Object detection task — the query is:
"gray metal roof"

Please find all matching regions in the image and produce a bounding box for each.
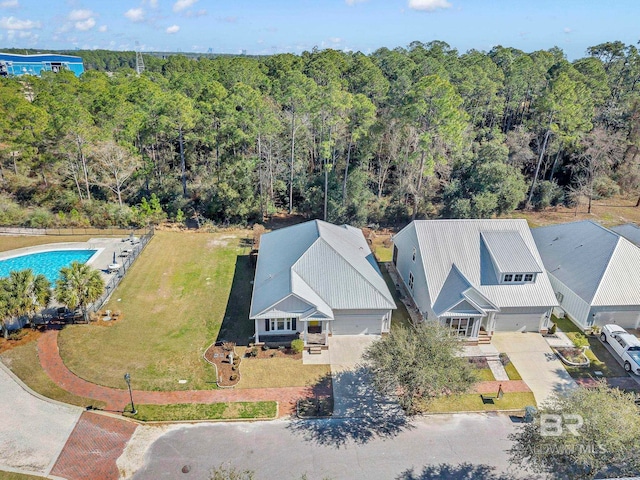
[611,223,640,247]
[401,219,557,311]
[532,220,640,306]
[481,231,543,274]
[249,220,396,319]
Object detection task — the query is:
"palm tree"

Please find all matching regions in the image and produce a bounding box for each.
[8,269,51,323]
[0,269,50,338]
[55,262,105,321]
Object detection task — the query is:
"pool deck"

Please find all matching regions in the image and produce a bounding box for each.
[0,238,129,279]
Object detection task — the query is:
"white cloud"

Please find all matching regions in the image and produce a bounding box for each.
[0,16,40,30]
[173,0,197,13]
[149,0,158,7]
[0,0,19,8]
[408,0,452,11]
[345,0,368,4]
[124,8,145,22]
[75,17,95,31]
[99,24,107,32]
[329,37,341,44]
[564,27,572,34]
[68,9,93,21]
[166,24,180,34]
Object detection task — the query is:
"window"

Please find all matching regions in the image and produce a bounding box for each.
[412,247,416,262]
[514,274,523,282]
[524,274,534,282]
[408,272,414,290]
[268,318,294,331]
[504,274,513,282]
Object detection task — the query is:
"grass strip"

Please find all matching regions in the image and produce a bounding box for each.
[425,392,536,413]
[123,401,277,422]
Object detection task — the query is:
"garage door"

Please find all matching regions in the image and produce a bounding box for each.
[332,315,381,335]
[595,311,640,329]
[493,313,542,332]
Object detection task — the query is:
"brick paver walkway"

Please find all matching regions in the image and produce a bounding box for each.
[38,330,328,416]
[51,411,137,480]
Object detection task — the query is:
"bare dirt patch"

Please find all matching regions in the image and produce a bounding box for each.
[0,329,41,354]
[203,342,240,387]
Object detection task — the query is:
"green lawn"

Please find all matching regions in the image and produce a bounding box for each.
[425,392,537,413]
[236,348,330,389]
[553,316,627,378]
[0,340,106,409]
[123,401,277,422]
[504,362,523,381]
[0,235,98,253]
[374,245,393,263]
[57,231,254,391]
[0,472,48,480]
[475,368,496,382]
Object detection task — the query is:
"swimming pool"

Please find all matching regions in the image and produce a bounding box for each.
[0,250,97,283]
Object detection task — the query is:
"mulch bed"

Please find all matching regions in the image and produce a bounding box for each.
[0,328,41,354]
[245,346,302,360]
[203,343,241,387]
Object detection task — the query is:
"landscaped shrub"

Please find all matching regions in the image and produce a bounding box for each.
[229,374,238,381]
[571,332,590,349]
[262,344,269,351]
[7,329,27,341]
[291,339,304,354]
[548,322,557,335]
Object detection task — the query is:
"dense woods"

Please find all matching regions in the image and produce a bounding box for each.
[1,41,639,228]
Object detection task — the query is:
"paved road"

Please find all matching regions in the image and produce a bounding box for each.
[492,332,577,406]
[0,363,81,476]
[130,414,526,480]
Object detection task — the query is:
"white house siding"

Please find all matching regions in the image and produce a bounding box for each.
[331,309,391,335]
[255,317,303,337]
[492,307,550,332]
[590,305,640,329]
[548,274,591,328]
[393,226,434,319]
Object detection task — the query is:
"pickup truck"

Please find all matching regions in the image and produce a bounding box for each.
[600,324,640,375]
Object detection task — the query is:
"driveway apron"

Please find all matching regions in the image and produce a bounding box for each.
[491,332,577,406]
[328,335,403,419]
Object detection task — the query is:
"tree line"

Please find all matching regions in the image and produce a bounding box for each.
[1,40,639,228]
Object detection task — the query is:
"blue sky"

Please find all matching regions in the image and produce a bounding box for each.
[0,0,638,59]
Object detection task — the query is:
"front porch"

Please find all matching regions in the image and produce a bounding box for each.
[254,317,330,347]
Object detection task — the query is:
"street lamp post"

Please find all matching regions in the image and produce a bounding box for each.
[124,372,137,415]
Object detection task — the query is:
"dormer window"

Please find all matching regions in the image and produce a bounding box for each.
[502,273,536,284]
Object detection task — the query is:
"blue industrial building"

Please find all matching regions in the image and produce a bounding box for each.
[0,53,84,77]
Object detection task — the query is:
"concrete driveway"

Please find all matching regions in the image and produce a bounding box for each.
[327,335,403,419]
[0,363,81,476]
[492,332,577,406]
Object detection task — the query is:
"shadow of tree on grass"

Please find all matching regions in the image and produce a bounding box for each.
[287,365,413,448]
[396,463,538,480]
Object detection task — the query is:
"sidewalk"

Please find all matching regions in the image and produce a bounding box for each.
[38,330,326,417]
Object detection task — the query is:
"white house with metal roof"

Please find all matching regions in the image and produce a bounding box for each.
[392,219,558,342]
[249,220,396,347]
[532,220,640,330]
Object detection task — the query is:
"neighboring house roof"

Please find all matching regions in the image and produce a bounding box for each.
[396,219,557,316]
[611,223,640,247]
[249,220,396,320]
[532,220,640,306]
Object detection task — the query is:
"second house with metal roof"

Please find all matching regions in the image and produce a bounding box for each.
[392,219,558,343]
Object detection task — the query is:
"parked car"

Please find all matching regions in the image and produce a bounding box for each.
[600,324,640,374]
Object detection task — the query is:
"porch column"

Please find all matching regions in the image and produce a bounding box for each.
[470,317,481,339]
[254,319,260,343]
[487,312,497,335]
[303,321,308,345]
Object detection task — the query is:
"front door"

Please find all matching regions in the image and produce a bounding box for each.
[308,320,322,334]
